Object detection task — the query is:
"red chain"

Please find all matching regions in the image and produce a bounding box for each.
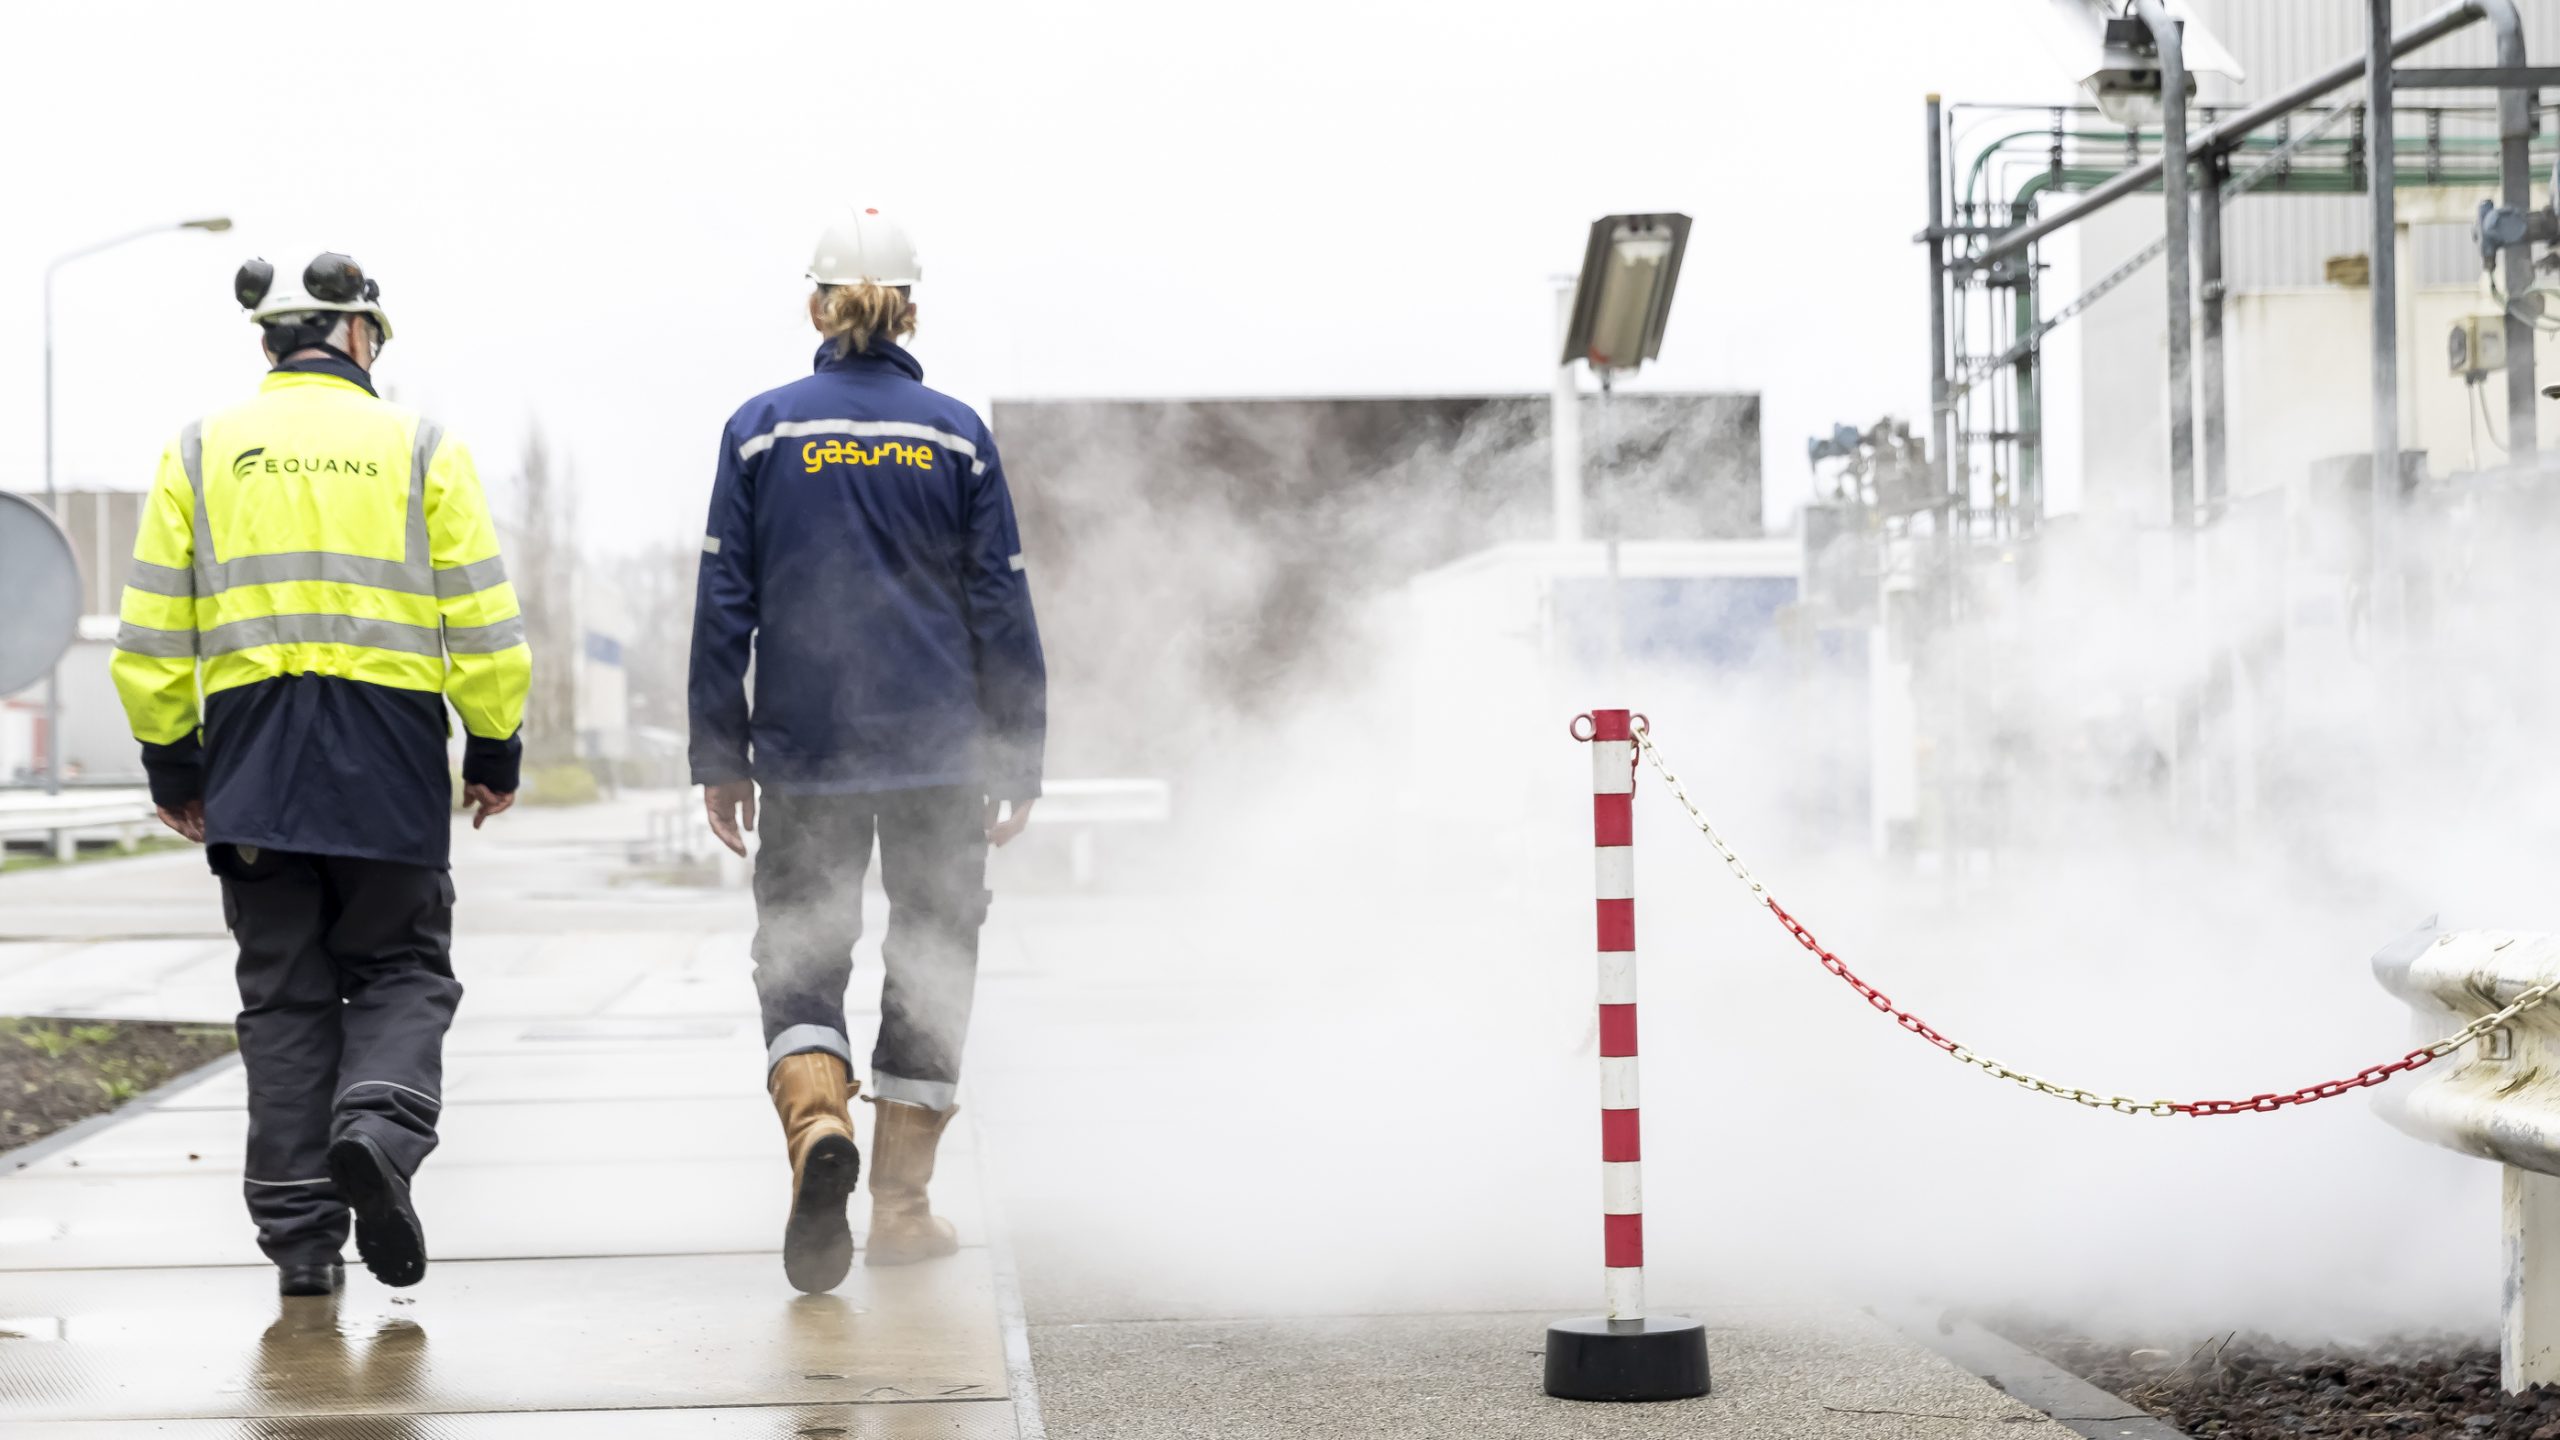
[1762,896,2447,1118]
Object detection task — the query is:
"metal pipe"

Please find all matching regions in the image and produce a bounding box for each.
[2199,142,2228,516]
[2136,0,2197,528]
[2393,63,2560,87]
[2014,261,2043,528]
[40,265,57,797]
[1973,0,2486,269]
[1551,281,1583,545]
[2371,0,2404,628]
[2477,0,2539,460]
[1927,95,1953,501]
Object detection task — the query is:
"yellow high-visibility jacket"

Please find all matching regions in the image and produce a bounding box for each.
[110,362,530,868]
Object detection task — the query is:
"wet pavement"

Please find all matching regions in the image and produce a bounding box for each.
[0,795,2089,1436]
[0,799,1023,1435]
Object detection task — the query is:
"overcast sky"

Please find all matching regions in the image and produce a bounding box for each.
[0,1,2074,554]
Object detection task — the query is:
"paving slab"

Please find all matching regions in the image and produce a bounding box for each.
[0,939,236,1021]
[0,1153,988,1270]
[1028,1305,2050,1439]
[11,1098,783,1175]
[160,1048,769,1110]
[440,1016,754,1052]
[1,1403,1019,1437]
[0,1251,1006,1422]
[15,1094,980,1177]
[0,941,117,981]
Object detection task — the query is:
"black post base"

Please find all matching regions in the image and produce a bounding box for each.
[1543,1314,1711,1401]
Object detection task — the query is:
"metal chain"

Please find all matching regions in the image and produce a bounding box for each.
[1627,726,2560,1118]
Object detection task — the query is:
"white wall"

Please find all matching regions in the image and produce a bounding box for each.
[52,638,135,782]
[573,569,632,762]
[0,699,35,784]
[2226,284,2560,496]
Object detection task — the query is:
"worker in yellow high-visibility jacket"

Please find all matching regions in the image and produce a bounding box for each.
[110,252,530,1299]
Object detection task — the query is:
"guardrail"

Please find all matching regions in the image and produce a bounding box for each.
[2374,925,2560,1393]
[0,789,158,862]
[629,778,1175,887]
[1036,779,1173,886]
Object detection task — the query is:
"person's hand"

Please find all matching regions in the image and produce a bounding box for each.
[464,784,516,830]
[985,797,1036,848]
[705,780,757,857]
[155,800,206,844]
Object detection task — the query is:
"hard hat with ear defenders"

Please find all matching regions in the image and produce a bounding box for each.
[236,252,393,343]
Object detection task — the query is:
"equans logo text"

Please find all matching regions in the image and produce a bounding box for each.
[803,438,935,473]
[231,446,381,480]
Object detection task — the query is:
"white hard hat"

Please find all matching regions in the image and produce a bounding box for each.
[235,253,394,342]
[808,207,921,288]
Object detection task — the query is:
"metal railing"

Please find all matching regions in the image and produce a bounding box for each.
[2374,925,2560,1393]
[0,788,157,862]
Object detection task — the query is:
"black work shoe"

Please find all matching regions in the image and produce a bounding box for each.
[326,1132,427,1288]
[277,1260,344,1297]
[784,1132,861,1295]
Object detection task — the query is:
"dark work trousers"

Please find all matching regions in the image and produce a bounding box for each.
[750,786,991,1111]
[216,845,461,1266]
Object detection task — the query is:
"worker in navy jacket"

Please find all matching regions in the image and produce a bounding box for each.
[687,207,1045,1293]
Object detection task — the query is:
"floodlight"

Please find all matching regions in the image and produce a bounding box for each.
[1560,213,1691,378]
[2023,0,2244,127]
[2089,16,2195,126]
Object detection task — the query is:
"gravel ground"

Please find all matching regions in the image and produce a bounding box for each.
[2025,1330,2560,1439]
[0,1017,236,1155]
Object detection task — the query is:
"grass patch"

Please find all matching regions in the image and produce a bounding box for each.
[0,1017,238,1156]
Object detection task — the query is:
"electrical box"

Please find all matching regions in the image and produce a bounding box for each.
[2450,315,2509,380]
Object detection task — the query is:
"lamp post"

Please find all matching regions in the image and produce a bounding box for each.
[1554,214,1693,680]
[38,215,230,794]
[1544,211,1704,1407]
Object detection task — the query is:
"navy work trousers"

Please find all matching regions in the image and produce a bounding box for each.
[750,786,990,1110]
[216,845,460,1266]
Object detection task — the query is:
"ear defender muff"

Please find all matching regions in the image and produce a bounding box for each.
[234,258,275,311]
[302,252,366,304]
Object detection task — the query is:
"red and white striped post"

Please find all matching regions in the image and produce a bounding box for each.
[1591,707,1647,1323]
[1545,708,1710,1403]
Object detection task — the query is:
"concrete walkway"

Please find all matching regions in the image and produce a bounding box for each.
[0,795,2106,1437]
[0,798,1025,1436]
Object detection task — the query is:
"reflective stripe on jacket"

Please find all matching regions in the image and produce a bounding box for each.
[109,364,530,867]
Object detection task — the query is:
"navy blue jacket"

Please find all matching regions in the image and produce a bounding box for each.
[688,341,1046,799]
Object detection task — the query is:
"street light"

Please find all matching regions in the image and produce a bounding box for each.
[1559,213,1691,386]
[1549,213,1692,551]
[37,215,232,794]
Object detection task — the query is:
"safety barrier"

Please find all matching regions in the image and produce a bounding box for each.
[1619,718,2547,1119]
[0,789,156,863]
[1028,778,1174,887]
[1551,708,2560,1403]
[1543,709,1708,1403]
[2374,927,2560,1392]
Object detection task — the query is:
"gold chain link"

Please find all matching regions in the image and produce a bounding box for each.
[2422,976,2560,1060]
[1630,725,1767,901]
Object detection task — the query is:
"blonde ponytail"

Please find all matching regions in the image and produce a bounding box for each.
[815,282,919,358]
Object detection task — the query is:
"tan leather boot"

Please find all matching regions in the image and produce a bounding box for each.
[865,1099,960,1266]
[769,1053,861,1293]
